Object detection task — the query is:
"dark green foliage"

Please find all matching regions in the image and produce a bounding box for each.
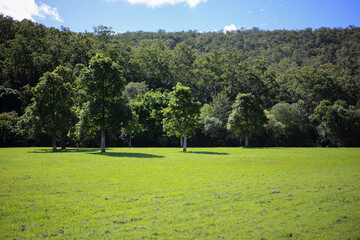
[1,15,359,147]
[169,42,195,87]
[124,81,149,100]
[311,100,332,145]
[198,93,233,146]
[269,102,317,146]
[0,86,21,113]
[211,92,232,124]
[227,93,267,146]
[286,65,341,112]
[79,53,131,152]
[204,116,223,138]
[0,112,19,146]
[19,69,76,151]
[122,111,142,148]
[324,106,360,146]
[163,83,201,151]
[130,40,171,90]
[130,90,170,146]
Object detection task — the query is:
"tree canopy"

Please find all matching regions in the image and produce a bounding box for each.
[79,53,131,152]
[1,14,359,148]
[21,69,75,151]
[227,93,267,146]
[162,83,201,151]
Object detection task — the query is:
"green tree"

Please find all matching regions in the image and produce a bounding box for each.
[311,100,332,145]
[80,53,131,152]
[203,92,232,145]
[130,40,171,90]
[25,71,75,151]
[324,105,360,146]
[124,81,149,100]
[93,25,114,51]
[264,109,286,146]
[162,83,201,152]
[53,65,77,149]
[195,50,223,99]
[123,111,142,148]
[131,90,170,146]
[169,42,195,87]
[0,112,19,146]
[199,104,223,142]
[292,65,340,112]
[204,116,223,138]
[270,101,316,146]
[227,93,266,147]
[220,51,246,101]
[211,91,232,124]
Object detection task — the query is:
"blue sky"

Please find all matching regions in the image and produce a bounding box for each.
[1,0,360,33]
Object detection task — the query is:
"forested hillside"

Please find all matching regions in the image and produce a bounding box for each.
[1,14,359,147]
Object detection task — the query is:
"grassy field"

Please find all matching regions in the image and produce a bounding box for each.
[0,147,359,239]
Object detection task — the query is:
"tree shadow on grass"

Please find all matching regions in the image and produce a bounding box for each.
[29,148,99,154]
[88,152,164,158]
[184,151,229,155]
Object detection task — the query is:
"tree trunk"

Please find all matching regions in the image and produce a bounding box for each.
[180,137,183,147]
[129,133,132,148]
[245,136,249,147]
[101,128,106,153]
[61,131,66,150]
[52,133,57,152]
[183,129,187,152]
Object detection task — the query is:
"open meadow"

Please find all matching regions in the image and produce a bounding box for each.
[0,147,359,239]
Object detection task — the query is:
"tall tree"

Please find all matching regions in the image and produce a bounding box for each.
[162,83,201,152]
[130,40,171,90]
[270,101,316,146]
[123,111,142,148]
[292,65,340,112]
[220,50,246,101]
[195,50,223,98]
[227,93,266,147]
[169,42,195,86]
[324,105,360,147]
[131,90,170,146]
[80,53,131,152]
[25,70,75,151]
[53,65,77,149]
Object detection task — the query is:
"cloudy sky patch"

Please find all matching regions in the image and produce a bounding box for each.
[0,0,62,22]
[224,24,245,33]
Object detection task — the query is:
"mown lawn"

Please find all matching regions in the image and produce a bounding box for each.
[0,147,359,239]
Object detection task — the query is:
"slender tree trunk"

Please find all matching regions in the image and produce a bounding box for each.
[61,131,66,150]
[101,128,106,153]
[52,133,57,152]
[245,136,249,147]
[129,133,132,148]
[180,137,183,147]
[183,129,187,152]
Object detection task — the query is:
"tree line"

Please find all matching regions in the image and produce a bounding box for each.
[1,15,359,149]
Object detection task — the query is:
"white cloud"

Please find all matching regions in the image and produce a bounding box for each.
[0,0,62,22]
[224,24,245,33]
[123,0,207,8]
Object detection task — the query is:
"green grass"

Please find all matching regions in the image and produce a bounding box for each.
[0,147,359,239]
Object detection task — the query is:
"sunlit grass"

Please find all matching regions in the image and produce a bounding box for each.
[0,147,359,239]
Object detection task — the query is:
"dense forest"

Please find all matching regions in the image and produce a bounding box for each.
[1,14,359,148]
